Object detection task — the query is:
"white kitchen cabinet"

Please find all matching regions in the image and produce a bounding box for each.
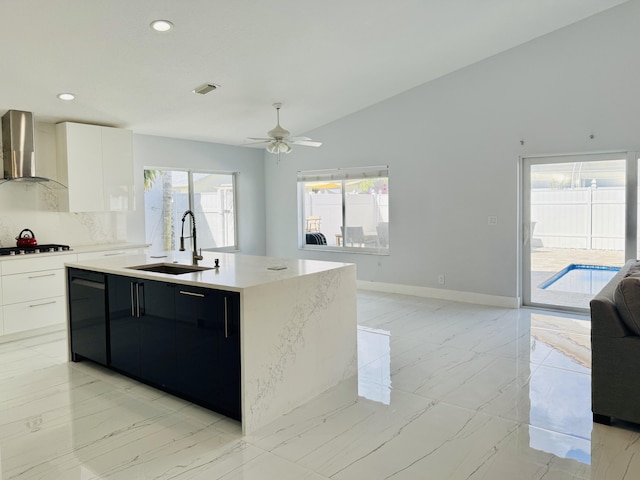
[0,270,3,336]
[56,122,134,212]
[2,270,65,304]
[3,298,66,335]
[1,253,74,275]
[0,253,77,337]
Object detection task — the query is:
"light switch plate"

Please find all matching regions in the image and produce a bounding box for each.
[488,215,498,226]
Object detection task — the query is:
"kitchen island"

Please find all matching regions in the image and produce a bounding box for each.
[65,251,357,434]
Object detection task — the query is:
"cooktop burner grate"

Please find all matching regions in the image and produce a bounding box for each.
[0,244,71,256]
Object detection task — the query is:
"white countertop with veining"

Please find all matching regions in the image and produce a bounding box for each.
[64,250,353,292]
[0,242,148,263]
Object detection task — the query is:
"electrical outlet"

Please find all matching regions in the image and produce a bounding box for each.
[488,215,498,226]
[437,274,445,285]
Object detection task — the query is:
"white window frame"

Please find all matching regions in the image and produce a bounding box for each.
[297,165,389,255]
[144,167,238,252]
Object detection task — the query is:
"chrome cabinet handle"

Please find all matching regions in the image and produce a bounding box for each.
[103,252,125,256]
[137,283,144,317]
[28,273,56,279]
[179,290,205,297]
[71,278,105,290]
[224,296,229,338]
[29,301,56,308]
[130,282,136,317]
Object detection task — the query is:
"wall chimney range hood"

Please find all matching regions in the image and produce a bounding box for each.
[1,109,64,187]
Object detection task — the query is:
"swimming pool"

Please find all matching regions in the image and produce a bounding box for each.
[540,264,621,295]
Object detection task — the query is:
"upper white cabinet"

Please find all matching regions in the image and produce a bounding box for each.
[56,122,134,212]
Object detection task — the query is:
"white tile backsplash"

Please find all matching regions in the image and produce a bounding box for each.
[0,208,126,248]
[0,122,127,248]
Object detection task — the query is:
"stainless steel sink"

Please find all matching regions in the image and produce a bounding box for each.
[127,263,213,275]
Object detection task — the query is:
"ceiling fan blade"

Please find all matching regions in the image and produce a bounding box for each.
[290,140,322,147]
[247,137,272,142]
[288,136,312,141]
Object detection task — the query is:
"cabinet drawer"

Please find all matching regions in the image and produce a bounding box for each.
[3,296,66,335]
[76,249,143,261]
[1,253,77,275]
[2,269,65,304]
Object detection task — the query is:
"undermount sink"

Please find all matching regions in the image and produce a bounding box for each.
[127,263,213,275]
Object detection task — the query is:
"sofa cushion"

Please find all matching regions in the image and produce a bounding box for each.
[624,261,640,277]
[614,276,640,335]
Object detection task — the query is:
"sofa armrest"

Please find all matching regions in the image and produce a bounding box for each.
[591,296,629,338]
[590,259,638,338]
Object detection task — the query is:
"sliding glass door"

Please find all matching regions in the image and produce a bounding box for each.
[522,152,637,311]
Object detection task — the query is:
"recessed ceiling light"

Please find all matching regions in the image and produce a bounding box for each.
[150,19,174,32]
[57,93,75,101]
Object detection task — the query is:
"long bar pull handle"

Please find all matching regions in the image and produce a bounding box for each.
[28,273,56,279]
[137,283,144,317]
[130,282,136,317]
[179,290,205,297]
[29,301,57,308]
[224,296,229,338]
[71,278,105,290]
[103,252,125,256]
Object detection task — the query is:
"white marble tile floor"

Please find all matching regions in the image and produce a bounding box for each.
[1,291,639,479]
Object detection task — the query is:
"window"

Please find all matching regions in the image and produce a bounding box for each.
[144,168,237,253]
[298,166,389,253]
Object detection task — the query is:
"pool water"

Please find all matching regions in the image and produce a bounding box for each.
[540,264,620,295]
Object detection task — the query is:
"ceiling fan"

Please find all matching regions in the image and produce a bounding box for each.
[246,103,322,158]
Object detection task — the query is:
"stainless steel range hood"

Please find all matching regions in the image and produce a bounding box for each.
[1,109,63,186]
[2,110,42,181]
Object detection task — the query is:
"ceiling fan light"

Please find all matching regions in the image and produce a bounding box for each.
[267,141,292,154]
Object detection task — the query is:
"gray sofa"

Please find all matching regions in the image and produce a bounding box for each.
[591,259,640,425]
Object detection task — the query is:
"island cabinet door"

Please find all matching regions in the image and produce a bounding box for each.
[138,280,176,389]
[174,286,241,420]
[68,268,107,365]
[107,274,141,377]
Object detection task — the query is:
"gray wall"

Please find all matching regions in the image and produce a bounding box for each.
[129,134,266,256]
[264,0,640,301]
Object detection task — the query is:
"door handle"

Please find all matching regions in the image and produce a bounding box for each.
[224,296,229,338]
[130,282,136,317]
[137,283,145,317]
[72,278,105,290]
[179,290,205,297]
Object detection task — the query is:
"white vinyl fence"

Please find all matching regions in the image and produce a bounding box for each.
[531,187,625,250]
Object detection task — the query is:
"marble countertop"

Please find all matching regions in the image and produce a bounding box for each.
[0,242,148,263]
[71,242,149,253]
[64,251,353,292]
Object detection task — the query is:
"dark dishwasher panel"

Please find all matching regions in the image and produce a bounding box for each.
[68,268,108,365]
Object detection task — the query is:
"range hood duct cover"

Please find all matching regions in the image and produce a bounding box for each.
[2,109,48,182]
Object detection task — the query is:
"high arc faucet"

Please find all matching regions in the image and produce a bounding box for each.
[179,209,203,265]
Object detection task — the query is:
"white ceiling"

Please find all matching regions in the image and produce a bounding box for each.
[0,0,628,147]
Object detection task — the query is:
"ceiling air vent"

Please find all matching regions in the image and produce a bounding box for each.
[192,83,219,95]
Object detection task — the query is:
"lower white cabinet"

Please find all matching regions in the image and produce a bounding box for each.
[3,297,66,335]
[0,253,76,337]
[2,269,65,304]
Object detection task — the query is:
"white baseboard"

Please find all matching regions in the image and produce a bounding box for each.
[0,324,65,344]
[357,280,520,309]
